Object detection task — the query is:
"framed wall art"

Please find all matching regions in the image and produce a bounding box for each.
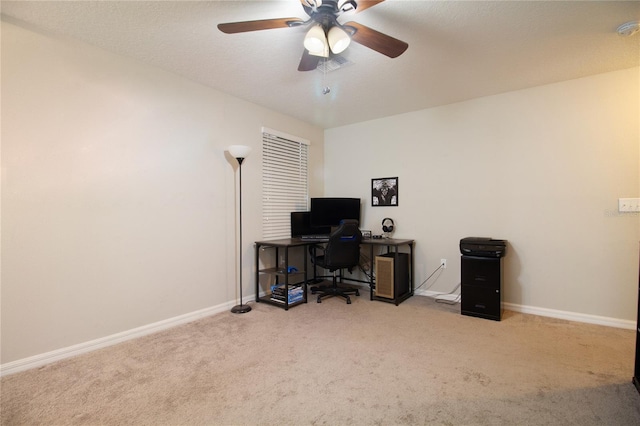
[371,177,398,206]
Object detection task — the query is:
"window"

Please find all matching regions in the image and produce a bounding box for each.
[262,127,310,240]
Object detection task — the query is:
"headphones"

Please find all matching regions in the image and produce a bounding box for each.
[382,218,394,233]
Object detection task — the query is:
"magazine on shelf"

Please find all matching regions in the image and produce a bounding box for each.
[270,284,304,303]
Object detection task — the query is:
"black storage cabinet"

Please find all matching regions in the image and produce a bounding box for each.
[460,237,506,321]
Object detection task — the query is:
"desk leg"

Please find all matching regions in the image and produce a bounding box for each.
[255,243,260,302]
[303,247,308,303]
[312,246,317,283]
[369,243,374,300]
[410,242,415,295]
[284,247,289,311]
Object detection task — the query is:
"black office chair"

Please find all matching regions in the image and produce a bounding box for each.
[310,219,362,304]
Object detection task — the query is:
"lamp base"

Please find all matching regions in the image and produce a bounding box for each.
[231,304,252,314]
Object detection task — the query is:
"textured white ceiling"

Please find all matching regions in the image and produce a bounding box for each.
[2,0,639,129]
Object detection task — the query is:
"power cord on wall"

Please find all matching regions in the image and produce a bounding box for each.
[415,261,446,291]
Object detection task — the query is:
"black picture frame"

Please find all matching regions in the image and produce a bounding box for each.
[372,177,398,206]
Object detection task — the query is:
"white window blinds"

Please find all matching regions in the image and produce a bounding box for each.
[262,127,310,240]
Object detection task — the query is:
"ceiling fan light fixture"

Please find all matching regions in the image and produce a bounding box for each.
[328,25,351,54]
[304,24,327,53]
[308,43,330,58]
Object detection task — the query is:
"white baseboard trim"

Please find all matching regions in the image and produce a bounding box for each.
[3,293,635,377]
[502,302,636,330]
[0,300,236,377]
[415,290,635,330]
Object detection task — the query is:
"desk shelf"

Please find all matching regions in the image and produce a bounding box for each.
[254,239,310,310]
[259,267,306,276]
[257,294,306,309]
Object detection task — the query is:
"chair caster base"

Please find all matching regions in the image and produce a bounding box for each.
[313,284,360,305]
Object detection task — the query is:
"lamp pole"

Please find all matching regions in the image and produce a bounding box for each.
[228,145,252,314]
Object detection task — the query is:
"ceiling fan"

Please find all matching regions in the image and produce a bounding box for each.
[217,0,408,71]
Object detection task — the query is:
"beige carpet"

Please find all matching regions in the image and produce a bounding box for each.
[2,293,640,425]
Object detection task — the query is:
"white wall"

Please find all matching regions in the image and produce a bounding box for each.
[325,67,640,322]
[1,21,324,364]
[2,19,637,368]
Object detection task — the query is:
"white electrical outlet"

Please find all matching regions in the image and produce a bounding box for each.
[441,259,447,269]
[619,198,640,212]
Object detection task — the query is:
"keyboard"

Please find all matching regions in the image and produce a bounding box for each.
[300,234,330,241]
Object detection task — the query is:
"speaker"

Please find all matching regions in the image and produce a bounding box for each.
[374,252,409,300]
[461,255,502,321]
[382,217,394,233]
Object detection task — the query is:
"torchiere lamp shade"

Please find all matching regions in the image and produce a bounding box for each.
[228,145,252,160]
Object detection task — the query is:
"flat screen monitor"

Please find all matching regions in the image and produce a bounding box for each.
[310,197,361,227]
[290,212,331,238]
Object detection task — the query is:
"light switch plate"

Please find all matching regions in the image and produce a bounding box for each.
[618,198,640,212]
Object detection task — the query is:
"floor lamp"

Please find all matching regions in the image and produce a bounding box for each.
[228,144,252,314]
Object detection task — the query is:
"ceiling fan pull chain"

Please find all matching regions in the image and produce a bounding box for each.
[322,57,331,95]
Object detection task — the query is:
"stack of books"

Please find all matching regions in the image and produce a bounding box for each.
[270,284,304,304]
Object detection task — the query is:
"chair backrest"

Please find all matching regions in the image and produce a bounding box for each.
[322,219,362,270]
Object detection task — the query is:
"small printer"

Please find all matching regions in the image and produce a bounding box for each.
[459,237,507,258]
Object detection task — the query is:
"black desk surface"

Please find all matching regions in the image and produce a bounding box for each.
[255,237,414,247]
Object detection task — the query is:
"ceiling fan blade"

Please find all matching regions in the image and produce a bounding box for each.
[344,21,408,58]
[218,17,304,34]
[354,0,386,13]
[300,0,315,16]
[298,49,322,71]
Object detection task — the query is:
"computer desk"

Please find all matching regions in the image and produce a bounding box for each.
[254,237,415,309]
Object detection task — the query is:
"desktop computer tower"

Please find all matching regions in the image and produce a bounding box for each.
[461,255,503,321]
[374,253,409,300]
